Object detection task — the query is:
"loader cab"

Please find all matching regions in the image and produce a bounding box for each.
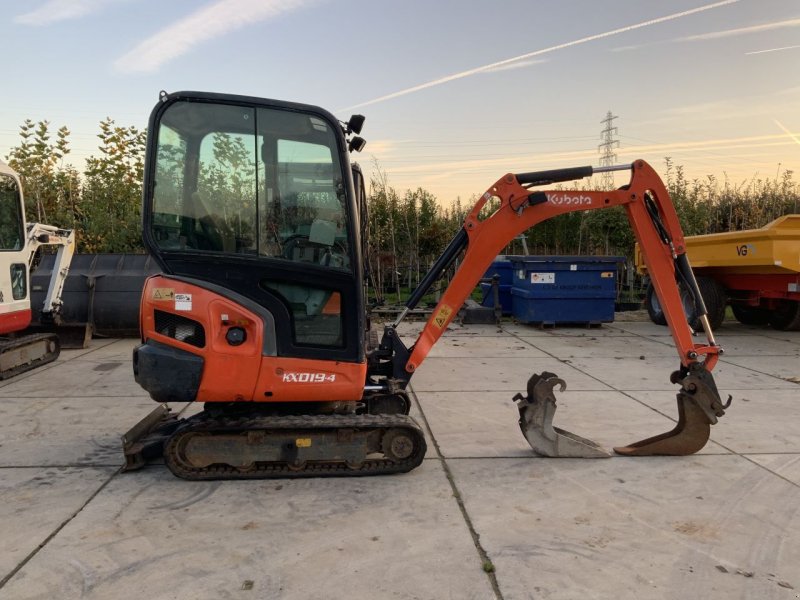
[142,92,366,362]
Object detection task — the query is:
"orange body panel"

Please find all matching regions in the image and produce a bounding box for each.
[253,357,367,402]
[408,160,720,373]
[141,275,367,403]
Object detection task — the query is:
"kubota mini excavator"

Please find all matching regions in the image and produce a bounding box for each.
[124,91,730,479]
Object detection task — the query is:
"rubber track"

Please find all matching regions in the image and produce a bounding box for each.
[164,413,427,480]
[0,333,60,380]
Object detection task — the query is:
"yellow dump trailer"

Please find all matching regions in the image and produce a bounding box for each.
[683,214,800,275]
[639,215,800,331]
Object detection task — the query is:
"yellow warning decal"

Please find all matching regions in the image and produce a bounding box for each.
[296,438,312,448]
[600,272,614,278]
[152,288,175,300]
[432,305,453,329]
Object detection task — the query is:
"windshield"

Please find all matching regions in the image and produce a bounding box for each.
[0,173,24,251]
[150,101,350,271]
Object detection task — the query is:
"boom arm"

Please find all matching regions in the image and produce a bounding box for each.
[404,159,720,374]
[372,159,729,457]
[26,223,76,321]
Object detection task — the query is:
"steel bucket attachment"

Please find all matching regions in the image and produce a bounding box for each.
[614,363,731,456]
[514,371,611,458]
[26,322,93,349]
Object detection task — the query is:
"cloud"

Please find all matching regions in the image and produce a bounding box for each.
[678,17,800,41]
[377,133,796,178]
[341,0,739,111]
[115,0,319,73]
[609,45,643,53]
[15,0,113,25]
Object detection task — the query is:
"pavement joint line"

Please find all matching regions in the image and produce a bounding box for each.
[0,467,120,590]
[738,454,800,490]
[756,332,800,346]
[717,357,800,384]
[408,384,504,600]
[503,325,679,419]
[504,326,800,489]
[437,452,743,459]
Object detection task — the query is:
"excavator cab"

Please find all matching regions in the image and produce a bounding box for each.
[0,163,32,333]
[142,91,366,365]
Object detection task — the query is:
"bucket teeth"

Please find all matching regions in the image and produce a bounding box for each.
[614,363,731,456]
[514,372,610,458]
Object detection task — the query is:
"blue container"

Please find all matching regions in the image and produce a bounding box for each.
[510,256,623,325]
[479,256,518,315]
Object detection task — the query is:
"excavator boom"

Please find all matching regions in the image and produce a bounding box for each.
[381,159,728,457]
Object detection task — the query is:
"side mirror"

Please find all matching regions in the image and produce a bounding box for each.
[347,115,365,135]
[348,137,366,153]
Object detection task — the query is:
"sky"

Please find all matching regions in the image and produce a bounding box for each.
[1,0,799,204]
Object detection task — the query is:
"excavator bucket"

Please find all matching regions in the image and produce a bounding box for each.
[614,363,731,456]
[514,371,611,458]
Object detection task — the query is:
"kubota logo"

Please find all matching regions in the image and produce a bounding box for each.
[547,193,592,206]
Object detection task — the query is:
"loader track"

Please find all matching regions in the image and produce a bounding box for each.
[163,412,427,480]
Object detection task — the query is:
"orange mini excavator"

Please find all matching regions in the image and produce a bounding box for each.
[123,91,730,479]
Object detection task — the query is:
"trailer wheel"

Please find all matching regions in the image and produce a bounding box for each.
[645,283,667,326]
[646,278,726,330]
[694,277,727,331]
[731,304,771,326]
[769,300,800,331]
[646,282,701,327]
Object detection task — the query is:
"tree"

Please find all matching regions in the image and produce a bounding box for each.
[5,119,73,224]
[81,118,146,252]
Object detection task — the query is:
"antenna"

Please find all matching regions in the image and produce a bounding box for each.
[598,111,620,190]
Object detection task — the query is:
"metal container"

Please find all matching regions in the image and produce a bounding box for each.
[510,256,623,325]
[479,256,521,315]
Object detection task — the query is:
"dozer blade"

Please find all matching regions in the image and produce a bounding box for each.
[614,363,731,456]
[121,404,182,471]
[514,371,610,458]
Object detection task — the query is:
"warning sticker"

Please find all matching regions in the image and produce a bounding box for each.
[432,304,453,329]
[152,288,175,301]
[175,293,192,311]
[530,273,555,284]
[600,271,615,278]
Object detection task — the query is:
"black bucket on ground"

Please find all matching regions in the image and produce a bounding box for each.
[30,253,161,340]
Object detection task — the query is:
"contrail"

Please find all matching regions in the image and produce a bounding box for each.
[774,119,800,146]
[342,0,739,111]
[746,44,800,55]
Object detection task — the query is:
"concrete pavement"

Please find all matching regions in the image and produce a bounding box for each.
[0,316,798,599]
